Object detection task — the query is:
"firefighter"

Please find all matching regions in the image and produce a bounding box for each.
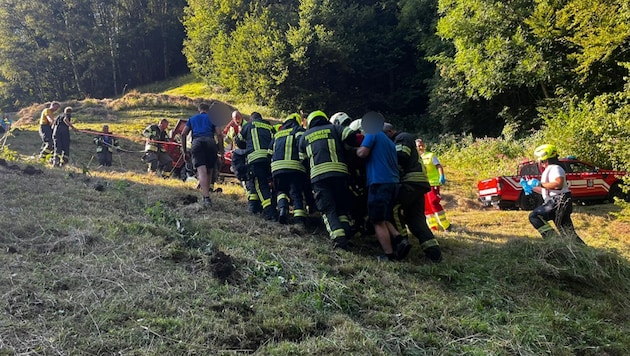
[235,112,276,220]
[384,123,442,262]
[270,113,308,225]
[38,101,61,159]
[142,119,173,177]
[527,144,585,244]
[298,110,359,250]
[416,138,451,231]
[94,125,119,167]
[181,103,224,207]
[51,106,78,167]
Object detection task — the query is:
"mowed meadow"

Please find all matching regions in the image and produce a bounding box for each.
[1,76,630,355]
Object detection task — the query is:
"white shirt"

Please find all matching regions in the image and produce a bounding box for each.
[540,164,570,199]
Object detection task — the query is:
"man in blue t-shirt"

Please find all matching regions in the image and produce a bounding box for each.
[356,116,406,261]
[181,103,224,207]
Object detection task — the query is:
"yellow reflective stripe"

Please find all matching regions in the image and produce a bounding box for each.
[252,127,260,151]
[420,239,439,249]
[293,209,307,217]
[310,162,349,178]
[306,145,314,169]
[330,229,345,239]
[329,138,338,163]
[397,144,411,156]
[341,126,352,141]
[247,150,269,163]
[402,172,429,183]
[271,160,306,172]
[284,136,293,159]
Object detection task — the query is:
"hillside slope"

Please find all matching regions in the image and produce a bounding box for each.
[1,91,630,354]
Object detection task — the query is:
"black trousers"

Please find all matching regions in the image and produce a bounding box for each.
[393,182,440,250]
[529,192,582,242]
[53,125,70,164]
[312,176,352,239]
[274,171,308,217]
[247,160,273,210]
[39,125,53,157]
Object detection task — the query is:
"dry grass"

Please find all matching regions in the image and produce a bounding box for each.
[1,85,630,355]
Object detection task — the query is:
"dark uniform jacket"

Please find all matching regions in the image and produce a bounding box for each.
[270,118,306,175]
[298,117,358,183]
[94,135,119,153]
[235,115,274,164]
[142,124,168,152]
[392,131,430,185]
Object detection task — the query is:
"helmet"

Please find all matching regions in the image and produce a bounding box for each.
[306,110,328,129]
[534,144,558,161]
[330,112,351,126]
[284,113,301,126]
[348,119,362,132]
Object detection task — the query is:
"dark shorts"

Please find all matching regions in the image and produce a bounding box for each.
[190,136,218,169]
[367,183,398,223]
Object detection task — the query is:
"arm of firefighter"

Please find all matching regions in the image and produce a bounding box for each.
[181,126,190,154]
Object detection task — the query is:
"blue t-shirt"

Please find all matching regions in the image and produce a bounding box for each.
[361,131,399,186]
[186,112,216,139]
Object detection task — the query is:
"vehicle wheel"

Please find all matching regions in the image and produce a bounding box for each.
[519,192,543,211]
[608,181,630,202]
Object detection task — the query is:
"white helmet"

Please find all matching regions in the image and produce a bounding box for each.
[330,112,352,126]
[348,119,362,132]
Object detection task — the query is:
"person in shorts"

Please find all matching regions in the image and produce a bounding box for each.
[181,103,224,207]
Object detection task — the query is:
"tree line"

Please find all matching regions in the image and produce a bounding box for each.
[0,0,187,109]
[1,0,629,147]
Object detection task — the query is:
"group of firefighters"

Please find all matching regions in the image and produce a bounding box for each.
[35,101,579,261]
[223,108,451,262]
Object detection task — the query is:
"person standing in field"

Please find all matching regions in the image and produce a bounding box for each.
[384,124,442,262]
[39,101,61,159]
[356,114,405,261]
[181,103,224,208]
[235,112,276,220]
[52,106,78,167]
[142,118,173,177]
[298,110,359,250]
[416,138,451,232]
[94,125,119,167]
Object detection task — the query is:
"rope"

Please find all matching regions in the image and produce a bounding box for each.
[77,128,182,146]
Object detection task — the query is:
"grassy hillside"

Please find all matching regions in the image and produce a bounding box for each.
[1,80,629,355]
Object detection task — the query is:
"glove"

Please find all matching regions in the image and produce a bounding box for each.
[520,178,540,195]
[439,175,446,185]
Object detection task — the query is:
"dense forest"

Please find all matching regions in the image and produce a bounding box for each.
[1,0,629,144]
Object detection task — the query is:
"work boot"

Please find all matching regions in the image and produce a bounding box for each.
[293,216,306,226]
[393,236,411,260]
[332,236,350,251]
[424,246,443,263]
[278,207,289,225]
[202,196,212,208]
[248,200,263,214]
[262,206,278,221]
